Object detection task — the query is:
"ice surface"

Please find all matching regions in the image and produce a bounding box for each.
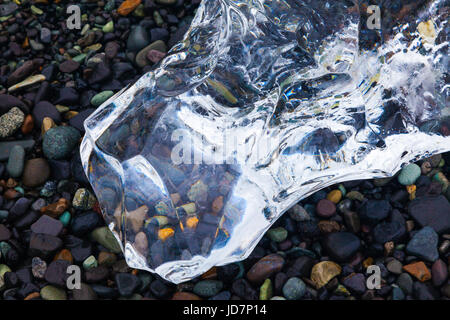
[81,0,450,283]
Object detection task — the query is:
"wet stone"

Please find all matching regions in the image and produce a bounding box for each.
[406,226,439,262]
[246,254,285,284]
[282,277,306,300]
[193,280,223,298]
[322,232,360,262]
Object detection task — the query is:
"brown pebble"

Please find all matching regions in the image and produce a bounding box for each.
[53,249,73,264]
[316,199,336,218]
[247,254,285,284]
[21,114,34,134]
[403,261,431,282]
[318,220,340,233]
[22,158,50,187]
[24,292,40,300]
[172,292,202,300]
[40,198,69,218]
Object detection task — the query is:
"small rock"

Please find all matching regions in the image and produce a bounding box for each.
[403,261,431,282]
[31,215,63,236]
[282,277,306,300]
[59,60,80,73]
[408,195,450,234]
[0,107,24,138]
[31,257,47,279]
[246,254,285,284]
[40,285,67,300]
[91,91,114,107]
[341,273,366,295]
[316,199,336,218]
[406,226,439,262]
[310,261,341,289]
[115,273,141,297]
[322,232,361,262]
[266,227,288,242]
[6,145,25,178]
[72,188,97,210]
[73,283,98,300]
[358,199,391,226]
[193,280,223,298]
[90,227,121,253]
[431,259,448,287]
[43,126,81,160]
[398,163,421,186]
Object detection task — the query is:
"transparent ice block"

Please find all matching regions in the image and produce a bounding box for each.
[81,0,450,283]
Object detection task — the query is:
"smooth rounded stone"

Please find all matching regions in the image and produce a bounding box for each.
[73,283,98,300]
[322,232,360,262]
[9,197,32,220]
[59,60,80,73]
[398,163,421,186]
[31,215,63,236]
[285,256,315,278]
[85,265,109,283]
[403,261,431,282]
[0,140,35,161]
[310,261,342,289]
[70,211,102,236]
[372,220,406,244]
[32,101,61,127]
[91,91,114,107]
[127,25,150,52]
[54,87,79,105]
[431,259,448,287]
[193,280,223,298]
[358,199,391,226]
[6,145,25,178]
[90,227,121,253]
[43,126,81,160]
[391,286,405,300]
[408,195,450,234]
[72,188,97,210]
[406,226,439,262]
[171,292,202,300]
[83,255,98,270]
[0,94,27,115]
[29,233,63,259]
[232,278,258,300]
[22,158,50,187]
[69,108,95,132]
[289,204,310,221]
[0,211,8,222]
[259,278,272,300]
[91,284,119,299]
[7,60,36,87]
[40,285,67,300]
[31,257,47,279]
[282,277,306,300]
[246,254,285,284]
[316,199,336,218]
[266,227,288,242]
[135,40,167,67]
[0,224,11,242]
[386,259,403,275]
[341,273,366,295]
[413,282,438,300]
[45,260,71,286]
[0,107,24,138]
[105,41,120,59]
[115,273,141,297]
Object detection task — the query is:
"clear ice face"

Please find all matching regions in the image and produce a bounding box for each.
[81,0,450,283]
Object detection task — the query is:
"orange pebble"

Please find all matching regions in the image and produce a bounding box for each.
[21,114,34,134]
[117,0,141,16]
[54,249,73,264]
[186,216,199,229]
[201,267,217,280]
[403,261,431,282]
[158,228,174,241]
[24,292,40,300]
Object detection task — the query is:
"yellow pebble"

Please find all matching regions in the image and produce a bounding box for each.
[327,190,342,204]
[362,257,373,269]
[158,228,174,241]
[186,217,199,229]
